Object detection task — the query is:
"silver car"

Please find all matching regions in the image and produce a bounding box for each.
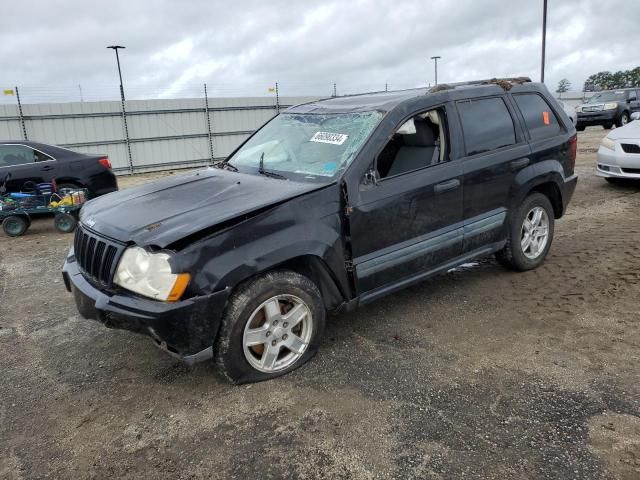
[596,112,640,182]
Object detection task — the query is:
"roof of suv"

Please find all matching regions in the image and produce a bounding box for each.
[287,77,535,114]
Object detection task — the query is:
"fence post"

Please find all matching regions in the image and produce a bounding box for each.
[275,82,280,114]
[332,83,337,97]
[385,83,388,92]
[118,85,134,175]
[204,83,215,164]
[15,86,28,140]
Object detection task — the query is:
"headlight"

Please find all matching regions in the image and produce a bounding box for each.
[114,246,190,302]
[600,137,616,150]
[575,106,583,113]
[603,102,618,110]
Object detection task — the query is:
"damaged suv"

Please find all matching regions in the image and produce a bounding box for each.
[63,78,577,383]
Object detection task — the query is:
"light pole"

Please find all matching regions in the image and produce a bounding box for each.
[107,45,133,173]
[541,0,548,83]
[430,56,441,86]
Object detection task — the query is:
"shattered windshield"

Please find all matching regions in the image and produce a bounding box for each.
[587,91,625,103]
[228,111,382,180]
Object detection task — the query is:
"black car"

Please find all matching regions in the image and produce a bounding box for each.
[576,88,640,130]
[63,78,577,383]
[0,141,118,196]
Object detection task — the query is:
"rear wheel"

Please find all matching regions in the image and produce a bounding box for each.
[496,193,555,271]
[603,122,614,130]
[54,212,77,233]
[215,270,325,384]
[2,215,29,237]
[576,124,586,132]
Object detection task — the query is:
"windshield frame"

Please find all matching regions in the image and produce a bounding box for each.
[225,110,384,183]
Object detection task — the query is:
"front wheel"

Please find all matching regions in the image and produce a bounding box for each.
[2,215,29,237]
[616,112,629,128]
[496,193,555,271]
[215,270,326,384]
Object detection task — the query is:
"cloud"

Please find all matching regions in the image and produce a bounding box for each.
[0,0,638,104]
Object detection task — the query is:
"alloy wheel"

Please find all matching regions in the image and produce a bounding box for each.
[242,294,313,373]
[520,206,550,260]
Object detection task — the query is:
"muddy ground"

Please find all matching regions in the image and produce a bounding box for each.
[1,127,639,479]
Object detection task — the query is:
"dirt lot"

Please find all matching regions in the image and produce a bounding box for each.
[1,128,639,479]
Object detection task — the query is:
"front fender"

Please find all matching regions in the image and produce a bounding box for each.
[177,185,348,298]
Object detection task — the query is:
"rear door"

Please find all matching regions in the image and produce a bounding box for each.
[628,90,640,115]
[455,96,530,253]
[0,144,57,191]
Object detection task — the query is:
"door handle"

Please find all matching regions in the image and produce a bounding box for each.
[434,179,460,194]
[41,165,55,171]
[510,158,530,171]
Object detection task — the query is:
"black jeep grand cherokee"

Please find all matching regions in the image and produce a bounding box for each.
[63,78,577,383]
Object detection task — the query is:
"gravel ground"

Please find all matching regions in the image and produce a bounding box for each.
[1,127,639,479]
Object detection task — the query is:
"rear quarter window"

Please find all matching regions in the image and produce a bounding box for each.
[513,93,562,141]
[457,97,516,156]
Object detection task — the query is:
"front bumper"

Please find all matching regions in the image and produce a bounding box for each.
[596,145,640,179]
[577,110,616,126]
[62,248,230,365]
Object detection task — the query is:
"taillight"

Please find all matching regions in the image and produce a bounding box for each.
[98,157,112,169]
[569,135,577,170]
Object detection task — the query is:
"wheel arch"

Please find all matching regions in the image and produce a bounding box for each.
[512,162,567,219]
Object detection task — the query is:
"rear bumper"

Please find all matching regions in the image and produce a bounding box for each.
[88,171,119,197]
[62,248,230,364]
[559,174,578,215]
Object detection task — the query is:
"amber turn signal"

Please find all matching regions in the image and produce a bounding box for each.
[167,273,191,302]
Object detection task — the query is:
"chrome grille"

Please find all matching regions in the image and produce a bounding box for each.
[74,226,124,286]
[583,105,603,112]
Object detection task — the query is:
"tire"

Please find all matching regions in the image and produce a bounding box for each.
[2,215,29,237]
[603,122,614,130]
[615,112,629,128]
[496,193,555,271]
[576,124,586,131]
[215,270,326,384]
[54,212,77,233]
[56,182,81,193]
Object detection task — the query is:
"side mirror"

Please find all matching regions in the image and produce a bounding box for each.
[631,112,640,121]
[363,168,379,186]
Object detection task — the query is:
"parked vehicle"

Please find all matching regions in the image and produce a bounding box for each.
[596,111,640,182]
[0,141,118,197]
[575,88,640,130]
[63,78,578,383]
[557,100,577,126]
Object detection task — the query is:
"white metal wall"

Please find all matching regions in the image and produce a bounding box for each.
[0,96,320,173]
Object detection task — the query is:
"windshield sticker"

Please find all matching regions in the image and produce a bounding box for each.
[310,132,348,145]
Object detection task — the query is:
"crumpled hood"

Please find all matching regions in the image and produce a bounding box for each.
[80,168,328,247]
[607,119,640,140]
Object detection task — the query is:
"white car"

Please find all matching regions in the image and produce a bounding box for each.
[557,100,577,126]
[596,112,640,182]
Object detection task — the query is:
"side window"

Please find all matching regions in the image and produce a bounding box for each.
[513,93,562,141]
[628,90,637,102]
[457,97,516,156]
[34,150,53,162]
[376,108,448,179]
[0,145,36,168]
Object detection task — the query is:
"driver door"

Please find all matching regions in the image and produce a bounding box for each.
[348,107,464,299]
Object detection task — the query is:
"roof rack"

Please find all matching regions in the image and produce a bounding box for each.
[430,77,532,93]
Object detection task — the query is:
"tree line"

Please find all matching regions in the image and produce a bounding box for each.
[555,67,640,94]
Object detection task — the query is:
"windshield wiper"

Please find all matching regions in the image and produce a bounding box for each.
[257,152,287,180]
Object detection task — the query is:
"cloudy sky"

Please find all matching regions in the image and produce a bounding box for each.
[1,0,638,104]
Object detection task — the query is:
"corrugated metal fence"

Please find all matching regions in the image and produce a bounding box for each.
[0,95,320,174]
